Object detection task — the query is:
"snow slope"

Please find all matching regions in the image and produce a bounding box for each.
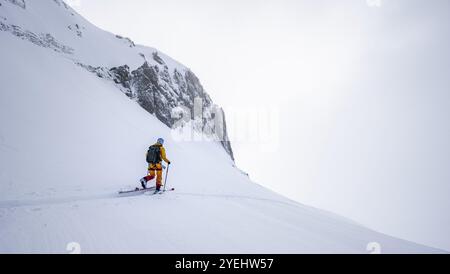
[0,0,445,253]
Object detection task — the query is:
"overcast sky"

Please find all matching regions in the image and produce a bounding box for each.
[68,0,450,251]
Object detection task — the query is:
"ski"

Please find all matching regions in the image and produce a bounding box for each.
[151,187,175,195]
[118,186,156,195]
[119,186,174,196]
[159,187,175,194]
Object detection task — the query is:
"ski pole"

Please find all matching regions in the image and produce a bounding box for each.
[163,163,170,192]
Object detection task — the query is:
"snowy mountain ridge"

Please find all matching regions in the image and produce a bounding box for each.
[0,0,233,159]
[0,0,446,253]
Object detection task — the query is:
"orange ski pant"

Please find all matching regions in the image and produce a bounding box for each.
[144,163,163,187]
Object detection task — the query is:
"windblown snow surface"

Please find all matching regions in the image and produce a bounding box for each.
[0,0,445,253]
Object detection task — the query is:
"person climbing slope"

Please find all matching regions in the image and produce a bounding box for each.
[140,138,171,191]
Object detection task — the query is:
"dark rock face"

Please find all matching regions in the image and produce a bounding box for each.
[109,59,234,161]
[115,35,135,48]
[6,0,26,9]
[0,21,74,54]
[110,65,132,96]
[152,52,165,65]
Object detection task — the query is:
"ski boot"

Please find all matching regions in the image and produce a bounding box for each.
[154,185,161,194]
[140,178,147,189]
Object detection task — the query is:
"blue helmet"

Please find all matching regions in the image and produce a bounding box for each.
[157,138,164,145]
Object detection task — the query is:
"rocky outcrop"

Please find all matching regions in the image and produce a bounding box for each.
[6,0,26,9]
[109,58,234,161]
[0,21,74,54]
[78,53,234,161]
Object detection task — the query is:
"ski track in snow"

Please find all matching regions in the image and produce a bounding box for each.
[176,192,301,208]
[0,193,117,209]
[0,190,298,210]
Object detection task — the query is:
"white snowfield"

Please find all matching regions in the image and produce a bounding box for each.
[0,0,445,253]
